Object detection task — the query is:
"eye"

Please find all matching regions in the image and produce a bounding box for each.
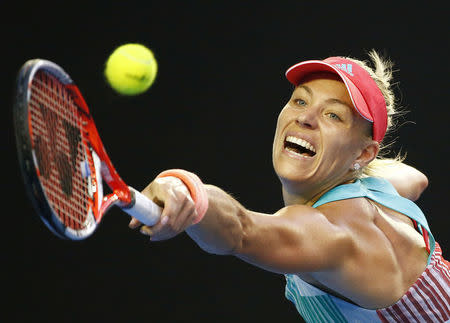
[327,112,341,121]
[294,98,307,106]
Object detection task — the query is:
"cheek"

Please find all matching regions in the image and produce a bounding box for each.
[324,137,362,168]
[321,128,357,158]
[272,122,281,155]
[274,106,291,131]
[273,110,285,140]
[272,109,288,159]
[273,107,292,141]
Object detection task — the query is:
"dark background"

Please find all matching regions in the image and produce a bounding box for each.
[4,2,448,322]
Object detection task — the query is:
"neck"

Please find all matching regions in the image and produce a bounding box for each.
[281,174,356,207]
[282,185,328,206]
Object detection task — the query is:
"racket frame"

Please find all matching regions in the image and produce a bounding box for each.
[14,59,160,240]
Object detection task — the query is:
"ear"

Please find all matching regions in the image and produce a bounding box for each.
[354,140,379,168]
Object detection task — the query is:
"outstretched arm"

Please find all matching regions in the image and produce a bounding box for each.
[130,178,354,274]
[188,185,354,273]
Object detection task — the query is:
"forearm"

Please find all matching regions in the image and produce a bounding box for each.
[186,184,248,255]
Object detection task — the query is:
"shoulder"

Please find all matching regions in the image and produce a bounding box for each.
[314,197,397,268]
[315,197,396,260]
[315,196,377,227]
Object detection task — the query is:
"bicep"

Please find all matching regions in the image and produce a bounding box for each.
[390,177,428,201]
[233,205,355,274]
[385,164,428,201]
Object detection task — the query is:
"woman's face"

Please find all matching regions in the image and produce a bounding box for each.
[272,73,373,198]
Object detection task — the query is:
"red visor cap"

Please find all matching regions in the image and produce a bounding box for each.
[285,57,387,142]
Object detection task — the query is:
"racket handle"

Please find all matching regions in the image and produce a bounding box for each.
[122,187,162,226]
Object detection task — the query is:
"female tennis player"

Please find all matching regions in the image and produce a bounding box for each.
[129,50,449,322]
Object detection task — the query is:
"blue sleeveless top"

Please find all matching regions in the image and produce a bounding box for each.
[285,177,438,322]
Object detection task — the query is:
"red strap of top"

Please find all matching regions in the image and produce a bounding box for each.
[412,220,430,254]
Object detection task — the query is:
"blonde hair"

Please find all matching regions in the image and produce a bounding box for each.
[345,50,406,178]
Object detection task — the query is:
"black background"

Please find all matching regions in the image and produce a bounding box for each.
[4,2,449,322]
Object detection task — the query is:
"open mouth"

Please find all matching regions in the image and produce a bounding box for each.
[284,136,316,158]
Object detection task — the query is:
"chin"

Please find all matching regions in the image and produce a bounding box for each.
[274,159,312,185]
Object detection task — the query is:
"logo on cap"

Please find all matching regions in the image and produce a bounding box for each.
[334,63,354,76]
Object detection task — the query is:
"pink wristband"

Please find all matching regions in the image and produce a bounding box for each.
[156,169,208,224]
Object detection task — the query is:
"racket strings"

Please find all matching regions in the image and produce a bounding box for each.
[29,71,95,229]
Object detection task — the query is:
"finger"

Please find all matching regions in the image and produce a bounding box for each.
[160,190,183,224]
[150,195,196,241]
[141,180,165,208]
[166,184,194,229]
[139,225,153,236]
[128,217,142,229]
[170,193,196,231]
[164,209,197,240]
[137,176,193,240]
[147,195,180,238]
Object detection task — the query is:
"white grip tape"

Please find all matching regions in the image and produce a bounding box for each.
[122,187,162,226]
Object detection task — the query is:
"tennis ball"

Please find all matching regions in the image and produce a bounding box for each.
[104,43,158,95]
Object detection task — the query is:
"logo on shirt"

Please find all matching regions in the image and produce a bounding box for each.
[334,63,354,76]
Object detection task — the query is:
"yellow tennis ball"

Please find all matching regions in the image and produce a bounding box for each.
[104,43,158,95]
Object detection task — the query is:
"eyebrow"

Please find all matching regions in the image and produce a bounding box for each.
[295,85,312,96]
[326,98,353,110]
[296,85,353,111]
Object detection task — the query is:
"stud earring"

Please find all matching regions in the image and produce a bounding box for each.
[353,163,361,171]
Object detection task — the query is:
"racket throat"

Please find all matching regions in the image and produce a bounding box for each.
[98,190,132,220]
[121,187,161,226]
[114,189,132,205]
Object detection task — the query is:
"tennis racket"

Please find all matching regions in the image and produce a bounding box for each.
[14,59,162,240]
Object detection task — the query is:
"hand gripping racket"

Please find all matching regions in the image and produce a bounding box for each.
[13,59,162,240]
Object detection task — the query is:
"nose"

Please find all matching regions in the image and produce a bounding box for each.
[296,107,318,129]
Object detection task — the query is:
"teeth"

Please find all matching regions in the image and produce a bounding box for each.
[286,136,316,152]
[286,149,303,157]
